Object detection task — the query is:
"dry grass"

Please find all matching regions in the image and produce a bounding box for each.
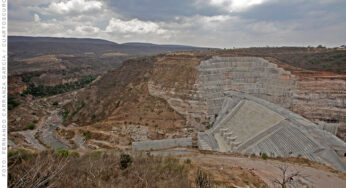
[8,150,191,188]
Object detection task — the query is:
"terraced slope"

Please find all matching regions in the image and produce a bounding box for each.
[198,94,346,172]
[197,56,346,140]
[196,57,345,172]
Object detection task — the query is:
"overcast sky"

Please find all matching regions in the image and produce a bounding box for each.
[8,0,346,48]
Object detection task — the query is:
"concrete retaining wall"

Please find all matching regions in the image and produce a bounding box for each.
[132,137,192,151]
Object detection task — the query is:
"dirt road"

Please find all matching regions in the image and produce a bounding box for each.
[189,154,346,188]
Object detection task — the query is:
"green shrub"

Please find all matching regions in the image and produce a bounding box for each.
[53,101,59,106]
[8,97,19,110]
[8,151,19,158]
[32,120,38,124]
[24,124,35,130]
[184,158,191,164]
[90,151,102,158]
[58,150,69,157]
[120,153,132,170]
[261,153,268,160]
[22,76,96,97]
[70,151,80,158]
[84,131,91,140]
[63,110,69,120]
[91,114,96,120]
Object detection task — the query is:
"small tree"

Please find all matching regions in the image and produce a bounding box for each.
[261,152,268,160]
[272,164,308,188]
[120,153,132,170]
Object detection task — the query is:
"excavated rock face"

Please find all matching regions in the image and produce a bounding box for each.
[196,56,346,172]
[293,77,346,139]
[148,53,209,131]
[147,55,345,141]
[197,56,346,140]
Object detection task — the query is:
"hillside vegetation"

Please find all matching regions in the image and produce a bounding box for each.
[220,47,346,73]
[8,150,267,188]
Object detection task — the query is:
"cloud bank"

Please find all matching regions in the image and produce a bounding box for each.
[9,0,346,47]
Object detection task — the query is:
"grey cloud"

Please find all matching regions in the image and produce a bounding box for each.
[8,0,346,48]
[236,0,346,24]
[104,0,225,21]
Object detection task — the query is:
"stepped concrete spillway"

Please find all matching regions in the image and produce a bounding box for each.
[197,57,346,172]
[198,92,346,172]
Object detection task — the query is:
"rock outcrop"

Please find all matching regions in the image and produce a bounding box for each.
[148,55,345,140]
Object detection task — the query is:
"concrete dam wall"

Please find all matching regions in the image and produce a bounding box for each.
[198,56,296,121]
[196,57,346,172]
[149,56,345,138]
[198,56,345,137]
[147,56,346,171]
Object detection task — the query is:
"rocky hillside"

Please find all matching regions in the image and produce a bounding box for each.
[8,36,210,95]
[8,47,346,152]
[60,48,346,145]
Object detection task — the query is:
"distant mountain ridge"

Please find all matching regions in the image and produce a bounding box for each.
[122,42,209,48]
[9,36,212,58]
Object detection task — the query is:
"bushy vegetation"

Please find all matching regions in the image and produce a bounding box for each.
[23,124,35,130]
[120,153,132,169]
[57,150,79,158]
[23,76,95,97]
[57,150,70,157]
[261,153,268,160]
[71,101,85,116]
[222,47,346,73]
[8,96,19,110]
[275,51,346,72]
[62,110,69,121]
[8,150,190,188]
[83,131,91,141]
[21,72,42,83]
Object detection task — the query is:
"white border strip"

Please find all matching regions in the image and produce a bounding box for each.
[0,0,7,186]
